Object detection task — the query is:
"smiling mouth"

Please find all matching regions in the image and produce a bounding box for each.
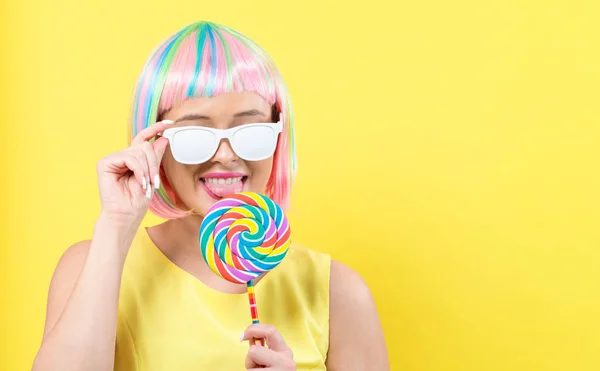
[199,176,248,199]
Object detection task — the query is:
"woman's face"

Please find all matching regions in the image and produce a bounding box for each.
[160,92,275,216]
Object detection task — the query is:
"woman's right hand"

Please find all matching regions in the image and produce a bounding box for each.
[96,121,173,225]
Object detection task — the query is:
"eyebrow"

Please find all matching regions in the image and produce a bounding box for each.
[174,109,267,123]
[234,109,267,118]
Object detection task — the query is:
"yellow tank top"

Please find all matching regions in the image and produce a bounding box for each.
[114,227,331,370]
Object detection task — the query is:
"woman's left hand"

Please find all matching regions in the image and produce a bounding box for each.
[241,324,296,370]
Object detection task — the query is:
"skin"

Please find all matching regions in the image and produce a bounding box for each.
[32,92,389,371]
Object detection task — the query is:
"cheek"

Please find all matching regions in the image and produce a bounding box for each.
[248,159,273,187]
[160,157,204,209]
[161,155,195,190]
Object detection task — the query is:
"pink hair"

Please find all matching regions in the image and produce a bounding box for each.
[128,22,296,219]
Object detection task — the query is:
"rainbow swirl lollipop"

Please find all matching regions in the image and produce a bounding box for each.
[199,192,291,348]
[199,192,291,284]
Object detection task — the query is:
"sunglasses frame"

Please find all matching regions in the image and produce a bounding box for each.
[157,120,283,164]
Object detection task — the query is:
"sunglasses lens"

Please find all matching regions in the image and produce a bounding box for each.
[232,125,278,161]
[171,128,216,164]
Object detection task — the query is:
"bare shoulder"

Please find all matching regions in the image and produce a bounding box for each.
[42,240,92,338]
[329,259,377,315]
[327,259,389,370]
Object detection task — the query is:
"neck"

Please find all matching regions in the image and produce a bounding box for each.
[154,213,205,264]
[153,214,252,294]
[169,213,204,242]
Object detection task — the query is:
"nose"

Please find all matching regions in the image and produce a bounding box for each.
[210,139,239,164]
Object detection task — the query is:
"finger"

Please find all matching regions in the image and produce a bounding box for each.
[139,142,159,189]
[245,345,295,370]
[245,346,259,369]
[132,150,153,197]
[151,136,169,166]
[100,153,145,188]
[131,147,150,182]
[241,325,292,354]
[131,120,173,146]
[245,345,276,368]
[120,156,146,190]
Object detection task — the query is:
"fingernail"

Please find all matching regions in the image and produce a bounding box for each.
[154,174,160,189]
[161,120,174,125]
[240,332,245,342]
[142,176,147,190]
[146,184,152,199]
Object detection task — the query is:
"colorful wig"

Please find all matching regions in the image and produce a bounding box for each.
[128,21,296,219]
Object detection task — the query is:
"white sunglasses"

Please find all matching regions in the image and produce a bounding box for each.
[158,120,283,165]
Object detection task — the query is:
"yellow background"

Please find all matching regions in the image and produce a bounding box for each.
[1,0,599,370]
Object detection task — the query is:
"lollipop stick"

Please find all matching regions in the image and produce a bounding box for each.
[247,280,266,347]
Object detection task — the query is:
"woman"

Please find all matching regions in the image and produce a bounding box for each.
[32,21,389,371]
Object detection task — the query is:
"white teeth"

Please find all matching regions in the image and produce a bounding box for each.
[203,177,243,185]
